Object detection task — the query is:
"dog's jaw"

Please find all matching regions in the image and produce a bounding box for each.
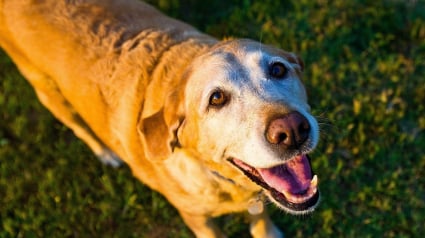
[229,154,320,215]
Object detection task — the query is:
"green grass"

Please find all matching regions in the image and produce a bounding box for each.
[1,0,424,237]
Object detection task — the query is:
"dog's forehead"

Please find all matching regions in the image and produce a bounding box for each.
[185,40,307,108]
[194,43,293,84]
[209,42,288,67]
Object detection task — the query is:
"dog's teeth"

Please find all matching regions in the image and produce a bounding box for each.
[311,186,318,195]
[310,175,318,187]
[282,190,292,199]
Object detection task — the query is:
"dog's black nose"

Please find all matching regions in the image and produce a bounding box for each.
[266,112,310,150]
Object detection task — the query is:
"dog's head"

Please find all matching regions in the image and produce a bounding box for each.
[140,39,320,215]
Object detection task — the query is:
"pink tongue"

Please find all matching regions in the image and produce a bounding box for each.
[258,155,312,194]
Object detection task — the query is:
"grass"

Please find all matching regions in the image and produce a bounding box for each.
[1,0,425,237]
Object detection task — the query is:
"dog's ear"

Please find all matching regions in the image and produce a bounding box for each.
[138,89,185,161]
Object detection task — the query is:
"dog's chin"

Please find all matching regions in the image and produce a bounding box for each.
[229,154,320,215]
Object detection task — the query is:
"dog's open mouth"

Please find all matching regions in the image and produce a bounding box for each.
[230,154,319,213]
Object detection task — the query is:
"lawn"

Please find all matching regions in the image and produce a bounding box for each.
[1,0,424,237]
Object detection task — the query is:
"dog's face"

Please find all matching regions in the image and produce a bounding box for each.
[176,39,320,214]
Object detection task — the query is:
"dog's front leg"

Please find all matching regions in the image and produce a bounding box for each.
[249,210,284,238]
[179,211,226,238]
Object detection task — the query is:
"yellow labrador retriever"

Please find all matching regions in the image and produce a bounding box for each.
[0,0,320,237]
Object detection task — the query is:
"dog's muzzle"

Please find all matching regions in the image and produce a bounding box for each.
[229,111,320,214]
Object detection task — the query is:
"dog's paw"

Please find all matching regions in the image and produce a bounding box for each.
[250,217,284,238]
[96,149,123,168]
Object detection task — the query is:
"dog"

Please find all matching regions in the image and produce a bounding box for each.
[0,0,320,237]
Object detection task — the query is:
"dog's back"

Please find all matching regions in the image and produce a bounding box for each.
[0,0,214,171]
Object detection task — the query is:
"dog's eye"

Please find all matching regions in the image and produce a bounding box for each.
[209,90,228,107]
[269,62,288,79]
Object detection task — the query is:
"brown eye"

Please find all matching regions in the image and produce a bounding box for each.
[209,90,227,107]
[269,62,288,79]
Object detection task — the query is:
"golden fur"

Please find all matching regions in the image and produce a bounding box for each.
[0,1,321,237]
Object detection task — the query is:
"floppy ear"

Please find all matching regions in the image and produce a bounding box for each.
[138,90,185,161]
